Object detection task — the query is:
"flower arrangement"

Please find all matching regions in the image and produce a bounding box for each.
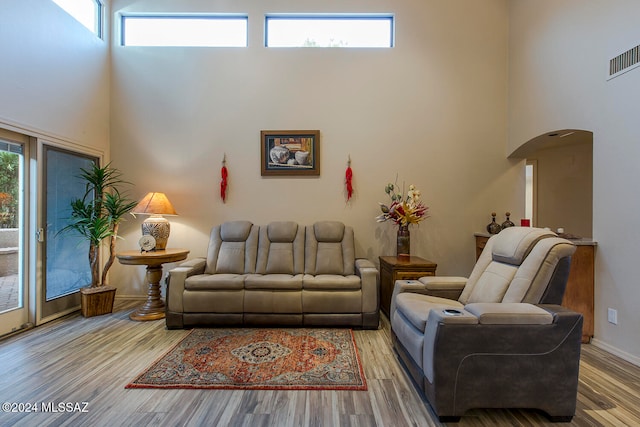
[376,182,429,226]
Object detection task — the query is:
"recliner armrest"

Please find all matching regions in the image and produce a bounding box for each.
[419,276,467,290]
[166,257,206,312]
[393,276,467,296]
[389,276,467,318]
[390,277,468,316]
[464,302,553,325]
[418,276,467,300]
[428,308,478,325]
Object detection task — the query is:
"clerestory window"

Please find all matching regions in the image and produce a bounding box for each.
[121,15,249,47]
[52,0,103,37]
[265,14,394,48]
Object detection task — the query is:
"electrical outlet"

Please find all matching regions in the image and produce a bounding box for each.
[607,308,618,325]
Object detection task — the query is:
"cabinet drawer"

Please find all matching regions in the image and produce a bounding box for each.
[396,271,434,280]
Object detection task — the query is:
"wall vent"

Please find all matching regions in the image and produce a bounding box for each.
[608,44,640,80]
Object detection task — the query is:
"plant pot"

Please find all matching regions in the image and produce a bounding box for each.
[80,286,116,317]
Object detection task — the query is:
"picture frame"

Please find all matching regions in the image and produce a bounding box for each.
[261,130,320,176]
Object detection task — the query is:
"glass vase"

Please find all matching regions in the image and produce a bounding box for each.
[397,224,410,259]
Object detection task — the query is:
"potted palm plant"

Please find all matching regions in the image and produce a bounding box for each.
[63,163,138,317]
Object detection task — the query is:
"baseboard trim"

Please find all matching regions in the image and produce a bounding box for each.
[591,338,640,367]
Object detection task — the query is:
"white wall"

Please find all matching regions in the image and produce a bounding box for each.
[0,0,110,150]
[509,0,640,363]
[530,141,593,237]
[109,0,519,295]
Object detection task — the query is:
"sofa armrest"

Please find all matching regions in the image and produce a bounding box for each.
[422,303,583,393]
[355,258,379,314]
[166,257,206,312]
[389,276,467,318]
[418,276,467,300]
[463,302,554,325]
[420,304,583,418]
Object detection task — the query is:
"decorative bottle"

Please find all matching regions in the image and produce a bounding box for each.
[486,212,501,235]
[501,212,515,230]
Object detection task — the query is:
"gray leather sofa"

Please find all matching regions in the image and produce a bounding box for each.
[390,227,583,422]
[166,220,379,329]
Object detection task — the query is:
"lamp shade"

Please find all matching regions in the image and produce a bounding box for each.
[132,192,178,216]
[132,192,177,250]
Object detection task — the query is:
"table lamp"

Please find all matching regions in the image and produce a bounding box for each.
[132,192,178,250]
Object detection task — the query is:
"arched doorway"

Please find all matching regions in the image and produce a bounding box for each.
[509,129,593,238]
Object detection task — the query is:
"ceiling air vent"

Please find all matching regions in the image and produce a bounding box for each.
[608,44,640,80]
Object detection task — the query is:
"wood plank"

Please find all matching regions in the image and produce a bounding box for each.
[0,300,638,426]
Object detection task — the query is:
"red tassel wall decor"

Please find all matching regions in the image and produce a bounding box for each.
[220,154,228,203]
[345,155,353,201]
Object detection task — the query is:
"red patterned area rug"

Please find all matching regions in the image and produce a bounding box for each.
[126,328,367,390]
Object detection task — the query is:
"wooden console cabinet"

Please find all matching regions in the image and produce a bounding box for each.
[474,234,596,343]
[379,256,437,318]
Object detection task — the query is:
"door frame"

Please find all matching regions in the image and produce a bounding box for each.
[0,129,30,337]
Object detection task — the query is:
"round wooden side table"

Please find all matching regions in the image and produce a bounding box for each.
[116,248,189,321]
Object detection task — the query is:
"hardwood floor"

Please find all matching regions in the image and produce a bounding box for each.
[0,300,639,427]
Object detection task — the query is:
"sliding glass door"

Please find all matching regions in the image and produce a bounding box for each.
[0,132,28,337]
[0,129,103,334]
[40,145,98,320]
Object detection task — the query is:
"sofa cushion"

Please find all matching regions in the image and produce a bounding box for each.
[504,237,576,303]
[185,274,245,290]
[302,290,362,313]
[459,227,557,305]
[205,221,258,275]
[183,290,243,312]
[267,221,299,242]
[245,273,303,290]
[303,274,361,290]
[216,241,249,274]
[315,243,345,275]
[492,227,554,266]
[465,262,517,303]
[255,221,305,275]
[313,221,345,242]
[266,242,295,274]
[220,221,254,241]
[245,290,302,313]
[305,221,355,276]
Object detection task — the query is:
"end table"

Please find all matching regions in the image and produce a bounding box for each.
[379,255,437,318]
[117,248,189,321]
